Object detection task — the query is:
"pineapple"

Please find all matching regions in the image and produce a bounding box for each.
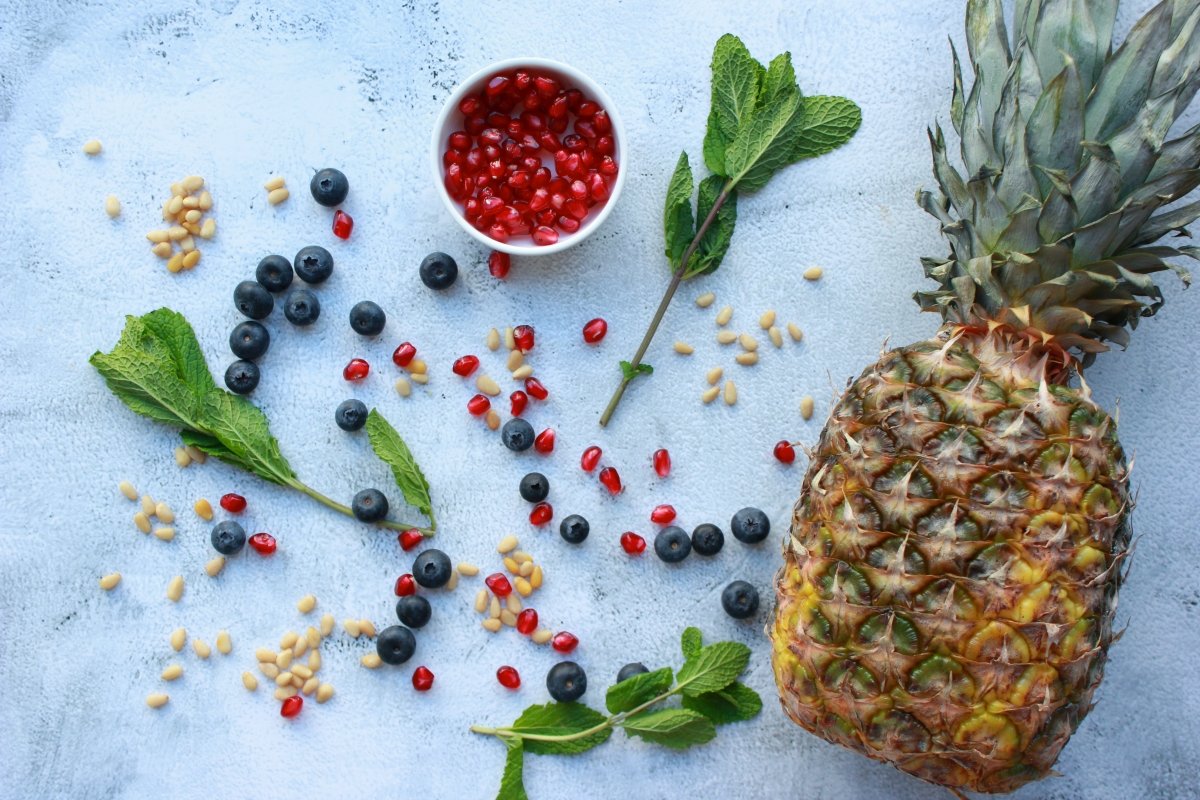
[770,0,1200,793]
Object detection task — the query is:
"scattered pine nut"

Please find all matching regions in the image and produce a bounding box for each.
[166,575,184,602]
[197,191,213,210]
[145,692,169,709]
[512,551,531,564]
[199,218,217,239]
[759,310,777,329]
[259,662,280,679]
[511,365,534,381]
[205,556,226,577]
[696,292,716,308]
[153,527,175,542]
[183,446,206,463]
[530,565,544,589]
[803,266,823,281]
[99,572,121,591]
[167,225,188,241]
[316,683,335,703]
[280,631,298,650]
[706,367,723,385]
[166,253,185,273]
[800,395,815,420]
[673,341,695,355]
[181,176,204,192]
[476,374,501,396]
[735,352,759,366]
[482,618,502,632]
[701,386,720,404]
[769,326,784,348]
[151,242,173,259]
[458,562,480,577]
[506,350,524,371]
[194,498,213,520]
[305,627,320,649]
[504,326,516,350]
[174,447,191,467]
[255,647,275,663]
[503,556,520,575]
[178,236,196,253]
[487,328,501,351]
[154,502,175,523]
[739,333,759,351]
[166,196,184,216]
[319,613,335,636]
[499,610,517,627]
[291,635,308,657]
[275,686,298,700]
[716,331,737,345]
[518,561,534,578]
[474,588,488,613]
[263,176,286,191]
[242,672,258,691]
[105,195,121,219]
[302,676,319,696]
[183,209,202,223]
[170,628,187,652]
[358,620,377,638]
[267,187,289,206]
[361,653,382,669]
[488,596,501,619]
[308,650,321,671]
[296,594,317,614]
[82,139,103,155]
[446,570,459,590]
[118,480,138,501]
[192,638,211,659]
[216,631,232,655]
[505,593,522,614]
[715,306,733,326]
[497,534,518,554]
[395,376,412,397]
[409,359,429,376]
[532,629,553,645]
[410,373,430,385]
[514,577,533,597]
[723,380,737,406]
[291,664,313,680]
[146,230,170,244]
[161,664,183,681]
[485,409,500,430]
[182,250,201,269]
[787,322,804,342]
[275,672,293,687]
[140,495,156,515]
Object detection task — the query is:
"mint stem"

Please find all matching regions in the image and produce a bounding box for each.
[286,477,436,535]
[598,179,735,427]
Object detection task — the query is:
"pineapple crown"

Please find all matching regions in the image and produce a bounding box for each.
[918,0,1200,354]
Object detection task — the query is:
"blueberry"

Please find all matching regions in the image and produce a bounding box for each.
[519,472,550,502]
[559,514,590,544]
[691,523,725,556]
[731,507,770,544]
[229,321,270,360]
[419,252,458,290]
[294,245,334,284]
[349,300,386,336]
[255,254,293,293]
[224,360,260,394]
[721,580,760,619]
[376,625,416,665]
[234,280,274,320]
[616,662,648,683]
[310,168,350,207]
[501,419,535,452]
[283,288,321,326]
[546,661,587,702]
[396,595,432,628]
[654,526,691,563]
[335,399,368,431]
[412,548,452,588]
[351,488,389,522]
[210,520,246,555]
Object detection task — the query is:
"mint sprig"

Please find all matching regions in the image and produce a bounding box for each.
[472,628,760,799]
[598,33,861,427]
[91,308,436,534]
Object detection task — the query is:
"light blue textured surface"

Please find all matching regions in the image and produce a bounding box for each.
[1,2,1198,798]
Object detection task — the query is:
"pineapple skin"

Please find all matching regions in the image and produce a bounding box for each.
[770,323,1130,794]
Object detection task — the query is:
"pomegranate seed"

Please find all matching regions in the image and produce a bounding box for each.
[220,493,247,513]
[444,149,464,168]
[392,342,416,367]
[593,110,612,134]
[774,440,797,464]
[485,573,513,597]
[510,390,528,417]
[564,89,584,112]
[620,531,646,555]
[588,174,610,203]
[582,318,608,344]
[488,111,510,129]
[248,532,276,555]
[513,325,535,352]
[563,198,588,220]
[597,137,615,157]
[516,608,538,635]
[599,466,622,495]
[529,502,553,526]
[467,394,491,417]
[532,167,552,188]
[534,75,559,97]
[534,428,555,453]
[485,75,510,99]
[548,94,568,118]
[514,70,532,90]
[521,111,545,131]
[577,100,600,118]
[465,115,486,135]
[412,666,435,692]
[394,574,416,597]
[557,216,581,234]
[453,355,480,377]
[280,695,303,718]
[399,529,424,551]
[343,358,370,381]
[532,225,559,246]
[653,448,671,478]
[650,504,677,524]
[599,154,618,174]
[332,210,354,239]
[449,130,471,150]
[487,251,512,280]
[551,631,579,654]
[496,665,521,689]
[581,445,602,472]
[525,377,548,400]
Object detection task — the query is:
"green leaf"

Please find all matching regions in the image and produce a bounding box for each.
[202,391,295,485]
[663,151,695,267]
[619,361,654,382]
[139,308,218,399]
[687,176,738,277]
[179,429,255,474]
[496,739,528,800]
[702,108,730,175]
[789,95,862,162]
[724,83,802,192]
[365,409,433,518]
[510,703,612,755]
[681,627,703,660]
[709,34,764,144]
[758,51,798,110]
[622,708,717,749]
[681,682,763,725]
[605,667,673,714]
[676,641,752,696]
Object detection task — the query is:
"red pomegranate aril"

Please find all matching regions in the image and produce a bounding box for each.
[599,466,622,495]
[532,167,552,188]
[444,172,467,201]
[774,440,797,464]
[532,225,559,246]
[534,428,556,453]
[488,111,510,128]
[564,153,582,176]
[564,198,588,220]
[589,174,610,202]
[465,147,485,172]
[525,377,548,400]
[508,171,531,191]
[519,134,540,153]
[569,179,588,200]
[459,95,483,115]
[650,504,677,525]
[465,114,487,135]
[512,325,535,352]
[596,136,615,156]
[653,448,671,477]
[220,493,247,513]
[412,666,435,692]
[593,110,612,134]
[599,156,618,176]
[513,70,532,90]
[332,210,354,239]
[487,160,506,179]
[564,88,584,112]
[496,665,521,689]
[539,131,561,151]
[492,94,517,113]
[535,209,557,227]
[549,192,566,210]
[516,608,538,635]
[551,631,579,653]
[548,114,567,134]
[581,445,602,472]
[481,195,504,216]
[488,250,511,279]
[521,111,545,131]
[485,75,510,99]
[280,695,303,718]
[448,130,471,151]
[443,149,464,169]
[480,127,503,146]
[394,573,416,597]
[579,148,596,170]
[534,75,559,97]
[467,394,491,417]
[557,216,581,234]
[488,224,510,243]
[562,134,585,152]
[523,89,543,110]
[530,502,553,526]
[576,100,600,118]
[485,573,513,597]
[248,531,276,555]
[577,119,600,140]
[498,205,522,227]
[399,529,424,551]
[464,198,481,221]
[529,188,551,211]
[510,390,528,417]
[392,342,416,368]
[520,155,541,172]
[343,358,370,381]
[620,531,646,555]
[582,317,607,344]
[548,94,568,118]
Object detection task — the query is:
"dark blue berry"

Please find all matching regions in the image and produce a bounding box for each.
[210,520,246,555]
[351,488,389,522]
[546,661,587,702]
[234,280,274,319]
[412,548,452,588]
[294,245,333,284]
[376,625,416,665]
[349,300,386,336]
[519,472,549,502]
[721,580,760,619]
[559,514,589,544]
[691,523,724,556]
[255,254,293,293]
[501,419,535,451]
[224,360,260,394]
[395,595,432,628]
[654,526,691,563]
[310,168,349,207]
[335,399,368,431]
[229,321,270,360]
[419,252,458,290]
[731,507,770,544]
[616,662,648,683]
[283,288,321,326]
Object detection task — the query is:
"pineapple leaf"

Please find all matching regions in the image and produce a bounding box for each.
[664,151,695,268]
[1025,59,1084,183]
[1084,1,1174,141]
[965,0,1013,144]
[1027,0,1116,89]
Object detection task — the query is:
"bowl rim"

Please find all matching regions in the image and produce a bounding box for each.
[429,56,627,257]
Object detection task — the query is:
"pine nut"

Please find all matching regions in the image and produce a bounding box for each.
[759,310,777,329]
[153,527,175,542]
[706,367,723,385]
[530,565,543,589]
[497,534,518,554]
[280,631,298,650]
[506,350,524,370]
[316,683,335,703]
[514,577,533,597]
[482,618,502,632]
[205,556,226,577]
[291,664,312,680]
[735,352,759,366]
[274,686,297,700]
[769,326,784,348]
[511,365,534,381]
[500,610,517,627]
[140,495,156,515]
[216,630,231,655]
[487,328,500,350]
[182,250,201,269]
[803,266,823,281]
[182,196,200,209]
[167,225,187,241]
[263,176,286,191]
[458,562,480,577]
[146,230,170,244]
[532,629,553,645]
[506,593,522,614]
[192,638,211,659]
[199,218,216,239]
[474,588,488,613]
[696,292,716,308]
[701,386,720,404]
[166,196,184,216]
[361,653,382,669]
[166,253,184,273]
[485,409,500,430]
[302,676,319,695]
[146,692,169,709]
[153,502,174,523]
[409,359,428,375]
[488,596,501,619]
[194,498,213,520]
[716,331,737,344]
[519,561,534,578]
[723,380,737,406]
[181,221,200,235]
[275,672,293,687]
[394,376,412,397]
[178,236,196,253]
[276,648,294,668]
[151,242,173,259]
[787,322,803,342]
[307,650,321,671]
[82,139,102,155]
[504,326,516,350]
[169,183,183,198]
[198,191,213,210]
[242,672,258,691]
[259,662,280,679]
[673,341,694,355]
[171,628,187,652]
[161,664,183,681]
[296,594,317,614]
[476,374,501,396]
[410,372,430,385]
[99,572,121,590]
[446,570,459,590]
[181,209,199,223]
[800,395,815,420]
[716,306,733,326]
[181,176,204,192]
[305,626,320,648]
[183,446,205,463]
[319,613,335,636]
[358,619,377,638]
[166,575,184,602]
[173,447,191,467]
[267,187,290,205]
[512,551,531,564]
[290,674,303,689]
[255,647,275,663]
[504,557,520,575]
[739,333,759,351]
[105,195,121,219]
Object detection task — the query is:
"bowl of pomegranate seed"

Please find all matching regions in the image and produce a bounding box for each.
[432,57,626,255]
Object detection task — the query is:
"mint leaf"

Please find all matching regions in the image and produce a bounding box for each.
[365,409,433,518]
[663,151,695,267]
[681,627,703,660]
[724,83,802,192]
[139,307,218,399]
[511,703,611,755]
[676,641,752,696]
[605,667,673,714]
[709,35,763,143]
[619,361,653,382]
[687,176,738,277]
[496,739,528,800]
[790,95,862,161]
[681,682,763,725]
[702,108,730,176]
[622,708,717,749]
[758,51,798,111]
[202,391,295,485]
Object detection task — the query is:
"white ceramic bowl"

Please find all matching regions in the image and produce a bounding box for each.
[430,57,626,256]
